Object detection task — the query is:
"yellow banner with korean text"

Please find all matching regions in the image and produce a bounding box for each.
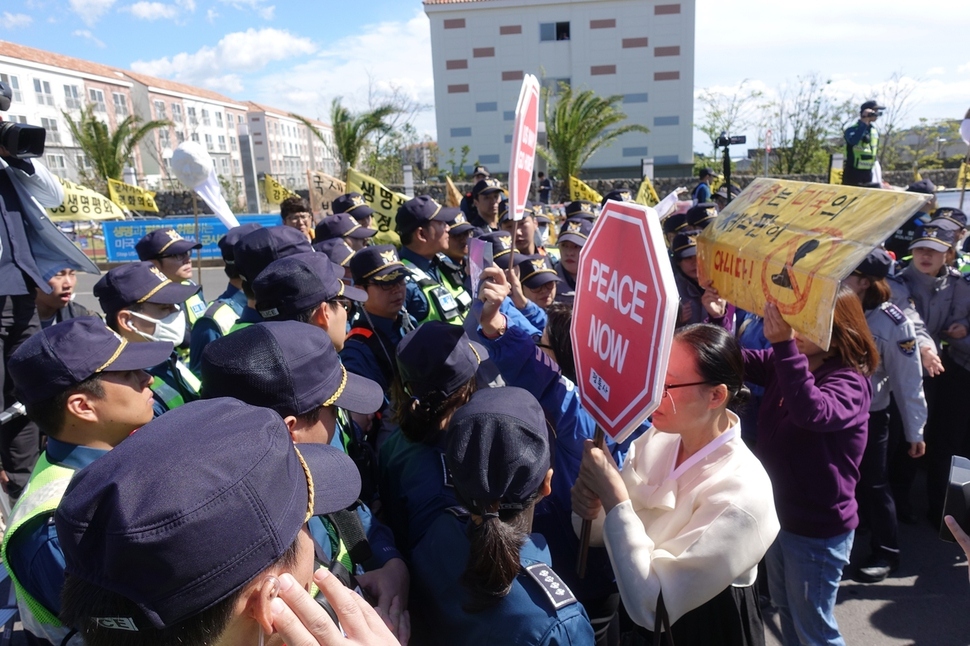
[568,176,602,203]
[634,176,660,207]
[444,176,463,208]
[107,178,158,212]
[346,168,406,247]
[47,177,124,221]
[697,179,931,350]
[958,162,970,189]
[307,170,346,216]
[264,174,297,205]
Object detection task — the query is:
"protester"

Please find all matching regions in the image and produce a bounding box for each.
[3,317,171,645]
[280,195,314,241]
[33,267,95,329]
[409,387,595,645]
[745,292,877,646]
[842,101,884,187]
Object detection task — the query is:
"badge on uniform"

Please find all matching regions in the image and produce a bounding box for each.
[898,338,917,356]
[524,563,578,610]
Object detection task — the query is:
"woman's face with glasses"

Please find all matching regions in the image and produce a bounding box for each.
[651,339,714,433]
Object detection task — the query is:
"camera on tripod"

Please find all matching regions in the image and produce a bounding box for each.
[0,80,46,159]
[716,133,746,148]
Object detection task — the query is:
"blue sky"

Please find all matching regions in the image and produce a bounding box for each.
[3,0,969,154]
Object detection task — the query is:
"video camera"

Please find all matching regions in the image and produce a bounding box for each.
[716,134,746,148]
[0,80,46,159]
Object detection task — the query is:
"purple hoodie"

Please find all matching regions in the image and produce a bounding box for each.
[743,339,871,539]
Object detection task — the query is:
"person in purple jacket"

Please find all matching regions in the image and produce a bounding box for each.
[743,289,878,646]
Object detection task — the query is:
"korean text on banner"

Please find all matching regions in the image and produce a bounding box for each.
[264,174,296,205]
[569,176,603,203]
[102,215,280,262]
[634,176,660,207]
[347,168,407,247]
[508,74,540,221]
[107,178,158,212]
[444,176,463,208]
[697,179,932,350]
[307,170,346,215]
[47,177,124,221]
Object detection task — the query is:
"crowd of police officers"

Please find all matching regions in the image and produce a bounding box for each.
[1,145,969,646]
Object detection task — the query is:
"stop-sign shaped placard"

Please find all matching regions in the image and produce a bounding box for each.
[570,200,679,441]
[507,74,540,221]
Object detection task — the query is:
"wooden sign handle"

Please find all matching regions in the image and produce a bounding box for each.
[576,425,605,578]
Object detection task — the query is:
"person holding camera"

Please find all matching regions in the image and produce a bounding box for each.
[842,100,884,187]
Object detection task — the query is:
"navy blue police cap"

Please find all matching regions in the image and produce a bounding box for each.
[558,217,592,247]
[446,387,551,511]
[349,244,408,284]
[8,316,172,405]
[332,192,375,221]
[396,195,460,235]
[54,398,361,630]
[515,254,563,289]
[663,211,689,235]
[233,225,312,283]
[396,321,488,401]
[671,233,698,261]
[853,248,893,279]
[312,237,355,267]
[447,210,475,235]
[601,188,633,206]
[909,226,955,252]
[906,179,936,195]
[94,261,200,314]
[314,213,377,242]
[135,228,201,261]
[498,200,539,224]
[930,207,967,232]
[201,321,383,417]
[253,252,367,320]
[217,223,262,265]
[564,200,596,221]
[686,202,718,230]
[478,230,513,258]
[471,178,505,200]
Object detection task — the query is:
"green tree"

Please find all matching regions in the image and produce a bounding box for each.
[62,104,169,192]
[539,83,649,179]
[696,79,765,158]
[292,98,397,179]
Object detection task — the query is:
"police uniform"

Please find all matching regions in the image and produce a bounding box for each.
[670,234,733,332]
[315,212,377,244]
[466,178,507,236]
[148,351,201,416]
[842,102,882,187]
[552,217,592,306]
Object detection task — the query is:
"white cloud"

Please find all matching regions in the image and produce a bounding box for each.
[72,29,106,48]
[958,62,970,75]
[218,0,274,20]
[927,67,946,76]
[205,7,218,22]
[125,2,178,20]
[68,0,117,26]
[0,12,33,28]
[130,27,316,92]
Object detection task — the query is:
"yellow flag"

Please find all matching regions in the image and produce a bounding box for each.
[107,178,158,212]
[634,176,660,207]
[959,162,970,189]
[828,168,843,186]
[444,176,463,208]
[568,176,602,203]
[264,174,297,205]
[913,169,923,182]
[47,176,124,221]
[346,168,408,247]
[307,170,346,215]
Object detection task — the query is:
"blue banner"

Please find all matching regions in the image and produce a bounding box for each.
[101,215,281,262]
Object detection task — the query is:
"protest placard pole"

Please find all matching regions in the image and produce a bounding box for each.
[576,425,605,578]
[192,193,201,284]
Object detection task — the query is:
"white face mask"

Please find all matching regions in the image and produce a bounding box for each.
[538,224,550,248]
[129,308,186,345]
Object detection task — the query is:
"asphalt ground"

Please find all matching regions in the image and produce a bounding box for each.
[66,266,970,645]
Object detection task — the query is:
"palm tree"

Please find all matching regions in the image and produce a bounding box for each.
[540,83,650,181]
[292,98,397,179]
[63,104,170,192]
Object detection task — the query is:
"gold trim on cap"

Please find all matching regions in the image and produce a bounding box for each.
[468,343,482,364]
[521,268,557,283]
[293,445,315,523]
[95,337,129,373]
[137,279,174,303]
[321,365,348,408]
[362,261,405,280]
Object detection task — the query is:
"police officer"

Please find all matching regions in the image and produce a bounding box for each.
[134,228,206,328]
[554,217,592,304]
[928,207,970,273]
[684,202,718,233]
[563,200,597,222]
[459,165,491,218]
[844,249,927,583]
[499,202,546,256]
[187,222,261,374]
[396,195,472,324]
[467,178,506,235]
[662,211,690,248]
[843,100,884,187]
[315,212,377,251]
[313,237,356,279]
[443,210,474,270]
[885,180,936,260]
[600,188,633,206]
[508,254,563,330]
[333,191,377,229]
[408,387,594,645]
[199,321,411,643]
[94,262,201,416]
[670,233,732,331]
[2,317,171,645]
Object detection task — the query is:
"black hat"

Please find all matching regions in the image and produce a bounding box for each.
[312,238,355,267]
[94,262,200,314]
[233,225,312,283]
[332,192,375,222]
[909,226,955,253]
[515,254,562,289]
[314,213,377,241]
[135,228,202,261]
[201,321,383,417]
[395,195,459,235]
[907,179,936,195]
[930,207,967,232]
[478,230,514,258]
[558,217,592,247]
[601,188,633,206]
[349,244,408,285]
[671,233,698,260]
[853,248,893,279]
[564,200,596,221]
[498,200,538,224]
[9,317,172,405]
[471,178,505,200]
[663,212,689,235]
[446,387,550,511]
[217,223,262,265]
[698,167,718,179]
[55,398,360,630]
[472,165,490,178]
[447,210,474,235]
[253,252,367,319]
[396,322,488,401]
[713,185,740,200]
[686,202,718,230]
[860,100,885,113]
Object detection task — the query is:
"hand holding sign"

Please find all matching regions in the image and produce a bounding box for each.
[762,303,794,344]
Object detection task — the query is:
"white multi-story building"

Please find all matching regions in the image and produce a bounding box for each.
[245,102,337,188]
[424,0,695,178]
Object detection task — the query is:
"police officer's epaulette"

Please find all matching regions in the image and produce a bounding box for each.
[524,563,578,610]
[444,505,468,518]
[880,302,906,326]
[947,266,962,278]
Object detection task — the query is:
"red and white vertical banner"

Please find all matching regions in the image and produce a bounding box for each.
[507,74,541,222]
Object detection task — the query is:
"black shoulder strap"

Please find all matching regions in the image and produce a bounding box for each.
[654,590,675,646]
[523,563,578,611]
[326,507,373,567]
[346,321,395,386]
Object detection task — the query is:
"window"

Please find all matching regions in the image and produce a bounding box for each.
[201,109,211,126]
[205,134,214,150]
[176,130,185,143]
[153,100,167,120]
[75,153,90,170]
[226,113,234,125]
[113,92,128,117]
[172,104,183,123]
[40,118,61,144]
[34,79,54,106]
[5,115,27,124]
[216,112,223,128]
[539,22,570,41]
[0,74,22,102]
[159,128,170,148]
[233,158,240,173]
[541,77,570,96]
[229,135,237,150]
[220,157,230,174]
[187,107,198,126]
[218,135,226,152]
[88,88,106,112]
[63,85,82,110]
[191,132,200,142]
[46,154,67,171]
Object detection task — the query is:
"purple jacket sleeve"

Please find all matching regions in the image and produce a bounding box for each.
[741,347,775,387]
